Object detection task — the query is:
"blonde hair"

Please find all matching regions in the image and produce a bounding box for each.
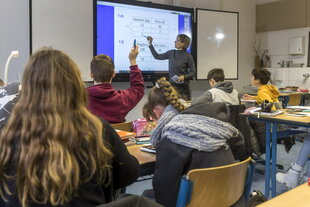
[144,77,185,121]
[0,48,113,207]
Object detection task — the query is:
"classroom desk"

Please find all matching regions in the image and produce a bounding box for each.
[258,183,310,207]
[111,123,156,177]
[278,92,308,107]
[127,144,156,176]
[247,91,309,106]
[246,111,310,198]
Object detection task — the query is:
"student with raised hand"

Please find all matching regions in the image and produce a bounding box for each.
[143,77,238,207]
[192,68,239,105]
[87,46,144,124]
[147,34,196,101]
[0,48,140,207]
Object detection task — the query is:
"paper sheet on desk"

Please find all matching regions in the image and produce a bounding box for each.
[245,107,283,117]
[240,99,256,102]
[286,113,310,117]
[286,106,310,110]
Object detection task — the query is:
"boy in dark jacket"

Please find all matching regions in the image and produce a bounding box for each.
[87,46,144,124]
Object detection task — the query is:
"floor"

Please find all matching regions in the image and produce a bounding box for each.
[126,140,304,199]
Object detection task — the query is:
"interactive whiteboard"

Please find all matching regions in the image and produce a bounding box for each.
[196,9,238,80]
[95,0,193,81]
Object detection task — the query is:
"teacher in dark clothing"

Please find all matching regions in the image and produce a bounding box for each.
[147,34,196,101]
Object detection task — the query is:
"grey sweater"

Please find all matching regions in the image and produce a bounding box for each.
[192,81,239,105]
[149,45,196,84]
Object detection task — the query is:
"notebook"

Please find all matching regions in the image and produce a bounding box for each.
[140,145,156,154]
[115,130,136,141]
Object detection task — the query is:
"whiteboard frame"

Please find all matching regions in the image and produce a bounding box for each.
[196,8,239,80]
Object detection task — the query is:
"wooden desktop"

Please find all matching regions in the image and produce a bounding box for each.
[258,183,310,207]
[112,122,156,176]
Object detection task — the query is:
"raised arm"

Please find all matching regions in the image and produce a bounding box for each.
[147,36,170,60]
[118,46,144,110]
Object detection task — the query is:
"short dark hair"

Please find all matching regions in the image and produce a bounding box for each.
[207,68,225,82]
[177,34,191,50]
[252,68,271,85]
[90,55,115,82]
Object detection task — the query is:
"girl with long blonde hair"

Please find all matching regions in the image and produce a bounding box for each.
[0,48,139,207]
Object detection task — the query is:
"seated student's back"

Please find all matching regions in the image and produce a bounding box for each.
[192,68,239,105]
[0,48,140,207]
[87,46,144,124]
[143,78,237,207]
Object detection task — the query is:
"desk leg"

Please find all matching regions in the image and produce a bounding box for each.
[265,122,271,198]
[271,123,278,198]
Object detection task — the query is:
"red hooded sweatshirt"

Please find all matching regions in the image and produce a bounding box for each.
[87,65,144,124]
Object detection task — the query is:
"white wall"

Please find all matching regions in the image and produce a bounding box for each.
[0,0,256,122]
[255,0,281,5]
[220,0,256,92]
[0,0,29,83]
[269,67,310,89]
[257,27,310,68]
[257,27,310,90]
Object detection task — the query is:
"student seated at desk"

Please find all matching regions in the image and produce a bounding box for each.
[191,68,265,159]
[243,68,298,152]
[87,46,144,124]
[242,68,280,109]
[0,48,140,207]
[143,77,238,207]
[192,68,239,105]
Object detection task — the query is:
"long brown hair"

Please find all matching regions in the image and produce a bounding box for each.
[144,77,185,121]
[0,48,113,207]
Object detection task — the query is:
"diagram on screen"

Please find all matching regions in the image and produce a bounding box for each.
[114,7,179,71]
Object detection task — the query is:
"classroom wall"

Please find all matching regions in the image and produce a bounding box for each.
[0,0,29,83]
[256,26,310,93]
[256,0,280,5]
[257,27,310,68]
[0,0,256,122]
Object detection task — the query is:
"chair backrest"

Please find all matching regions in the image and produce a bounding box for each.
[111,121,133,132]
[179,157,251,207]
[287,93,302,106]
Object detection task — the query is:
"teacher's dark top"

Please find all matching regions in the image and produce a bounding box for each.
[149,45,196,84]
